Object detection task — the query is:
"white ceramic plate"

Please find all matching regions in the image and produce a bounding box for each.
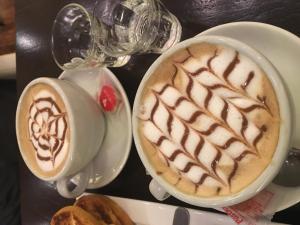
[59,67,132,188]
[106,196,287,225]
[197,22,300,214]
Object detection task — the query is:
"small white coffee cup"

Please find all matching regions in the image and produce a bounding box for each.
[16,77,106,198]
[132,35,292,207]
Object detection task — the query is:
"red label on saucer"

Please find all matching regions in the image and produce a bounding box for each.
[98,85,118,112]
[223,190,274,225]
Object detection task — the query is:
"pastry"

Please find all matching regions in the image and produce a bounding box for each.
[75,195,134,225]
[51,205,107,225]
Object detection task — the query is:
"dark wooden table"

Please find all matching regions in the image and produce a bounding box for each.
[16,0,300,224]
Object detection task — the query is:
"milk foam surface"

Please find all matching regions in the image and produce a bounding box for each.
[138,43,280,196]
[28,90,69,172]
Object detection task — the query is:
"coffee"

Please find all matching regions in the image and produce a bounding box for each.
[17,83,70,179]
[137,43,280,197]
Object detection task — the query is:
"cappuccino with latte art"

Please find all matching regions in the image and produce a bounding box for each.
[17,83,70,178]
[137,42,280,197]
[17,77,106,186]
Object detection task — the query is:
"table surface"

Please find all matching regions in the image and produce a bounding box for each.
[16,0,300,224]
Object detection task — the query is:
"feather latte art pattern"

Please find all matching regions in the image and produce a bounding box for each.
[138,43,280,196]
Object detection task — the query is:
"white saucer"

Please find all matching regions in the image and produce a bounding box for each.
[197,22,300,213]
[59,67,132,189]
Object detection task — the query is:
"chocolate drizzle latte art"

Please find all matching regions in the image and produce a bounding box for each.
[28,90,69,172]
[138,43,280,196]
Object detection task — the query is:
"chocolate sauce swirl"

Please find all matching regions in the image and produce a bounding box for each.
[28,95,68,169]
[241,71,254,90]
[223,51,240,83]
[140,46,274,194]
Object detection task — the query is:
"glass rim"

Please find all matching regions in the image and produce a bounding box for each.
[51,3,93,70]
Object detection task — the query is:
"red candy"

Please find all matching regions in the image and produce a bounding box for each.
[98,85,117,112]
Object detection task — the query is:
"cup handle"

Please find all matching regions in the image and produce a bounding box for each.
[56,164,92,198]
[149,178,171,201]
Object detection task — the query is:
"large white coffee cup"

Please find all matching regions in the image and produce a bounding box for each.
[132,35,292,207]
[16,77,106,198]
